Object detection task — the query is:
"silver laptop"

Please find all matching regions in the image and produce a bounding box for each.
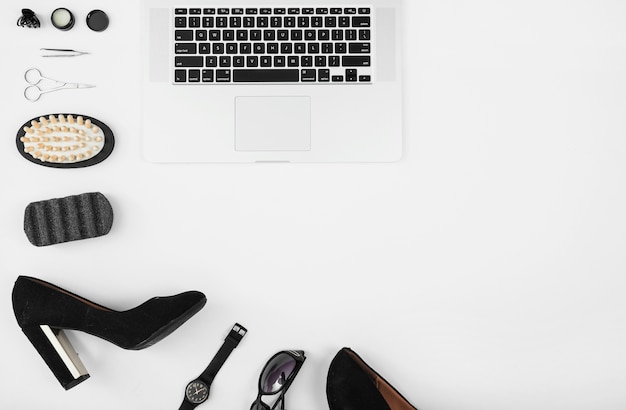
[140,0,403,162]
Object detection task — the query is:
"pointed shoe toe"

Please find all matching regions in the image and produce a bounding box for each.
[326,347,418,410]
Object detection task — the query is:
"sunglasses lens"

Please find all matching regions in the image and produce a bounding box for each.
[251,400,270,410]
[260,352,297,394]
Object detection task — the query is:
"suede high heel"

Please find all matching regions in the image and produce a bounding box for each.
[327,347,418,410]
[12,275,207,390]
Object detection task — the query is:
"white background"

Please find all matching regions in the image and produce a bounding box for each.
[2,0,626,409]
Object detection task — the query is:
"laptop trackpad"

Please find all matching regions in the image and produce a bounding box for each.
[235,96,311,151]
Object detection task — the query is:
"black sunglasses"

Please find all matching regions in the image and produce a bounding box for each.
[250,350,306,410]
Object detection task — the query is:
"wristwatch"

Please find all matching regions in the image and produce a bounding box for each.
[179,323,247,410]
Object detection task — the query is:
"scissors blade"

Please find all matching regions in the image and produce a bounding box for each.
[75,84,96,89]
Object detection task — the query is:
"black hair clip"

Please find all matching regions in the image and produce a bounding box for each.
[17,9,40,28]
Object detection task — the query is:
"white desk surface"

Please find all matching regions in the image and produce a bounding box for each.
[2,1,626,409]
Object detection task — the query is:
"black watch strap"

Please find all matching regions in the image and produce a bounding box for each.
[179,323,247,410]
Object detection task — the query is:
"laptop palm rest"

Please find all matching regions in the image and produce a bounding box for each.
[235,96,311,151]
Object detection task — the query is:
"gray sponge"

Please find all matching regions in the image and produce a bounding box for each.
[24,192,113,247]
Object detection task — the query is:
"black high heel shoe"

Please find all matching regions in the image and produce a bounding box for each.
[12,275,207,390]
[326,347,418,410]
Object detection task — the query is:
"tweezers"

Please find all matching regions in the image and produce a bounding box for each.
[40,48,90,57]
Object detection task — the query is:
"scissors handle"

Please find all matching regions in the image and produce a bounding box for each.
[24,68,44,85]
[24,85,43,102]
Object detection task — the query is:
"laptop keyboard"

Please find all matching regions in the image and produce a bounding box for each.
[173,6,373,84]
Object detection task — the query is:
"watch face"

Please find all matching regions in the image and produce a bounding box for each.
[185,380,209,404]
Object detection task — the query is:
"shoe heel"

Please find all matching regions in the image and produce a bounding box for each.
[22,325,90,390]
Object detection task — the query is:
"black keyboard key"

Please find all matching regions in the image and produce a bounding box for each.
[281,43,293,53]
[188,69,201,82]
[344,8,357,14]
[329,56,340,66]
[218,8,230,14]
[233,69,299,82]
[359,29,371,40]
[352,17,370,27]
[331,29,343,40]
[203,17,214,27]
[305,30,316,40]
[237,30,248,41]
[311,16,323,27]
[224,30,235,41]
[321,43,333,54]
[241,43,252,54]
[318,30,329,40]
[213,43,224,54]
[199,43,210,54]
[301,56,313,67]
[254,43,265,54]
[285,16,296,27]
[175,17,186,28]
[316,8,328,14]
[175,56,203,67]
[319,69,330,81]
[233,8,244,14]
[342,56,371,67]
[260,8,272,14]
[288,8,300,14]
[274,8,286,14]
[189,8,201,15]
[245,8,258,14]
[291,29,303,40]
[288,56,299,67]
[315,56,326,67]
[267,43,279,54]
[209,30,220,40]
[216,17,227,27]
[335,43,347,53]
[325,17,336,27]
[358,8,371,14]
[294,43,306,53]
[349,43,370,53]
[251,30,262,40]
[264,30,276,41]
[230,17,242,27]
[257,16,269,27]
[216,69,231,82]
[338,16,350,27]
[330,8,342,15]
[220,56,231,67]
[175,30,193,41]
[298,16,309,27]
[226,43,237,54]
[243,16,255,27]
[308,43,320,54]
[278,30,289,41]
[175,8,187,15]
[332,75,344,82]
[247,56,259,67]
[202,69,214,82]
[175,69,187,82]
[274,56,286,66]
[203,8,216,14]
[175,43,197,54]
[206,56,217,67]
[189,17,201,27]
[346,29,357,40]
[301,69,316,81]
[346,68,357,82]
[271,16,282,27]
[261,56,272,67]
[359,75,371,82]
[196,30,207,41]
[302,8,314,14]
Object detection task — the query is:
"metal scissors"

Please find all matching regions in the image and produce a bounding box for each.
[24,68,95,102]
